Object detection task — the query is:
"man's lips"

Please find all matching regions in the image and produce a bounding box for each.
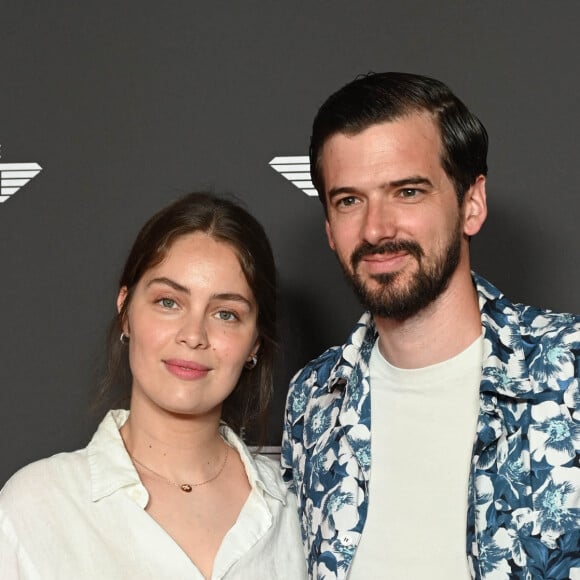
[360,251,409,274]
[361,251,407,263]
[351,240,423,270]
[163,359,210,380]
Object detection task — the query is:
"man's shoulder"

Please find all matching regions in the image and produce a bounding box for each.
[477,273,580,339]
[289,312,375,390]
[517,302,580,327]
[290,344,343,386]
[509,301,580,345]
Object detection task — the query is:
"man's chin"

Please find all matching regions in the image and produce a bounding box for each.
[354,281,402,306]
[365,267,409,289]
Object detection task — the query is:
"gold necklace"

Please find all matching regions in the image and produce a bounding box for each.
[130,445,229,493]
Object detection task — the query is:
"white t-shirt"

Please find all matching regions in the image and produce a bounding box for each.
[0,410,306,579]
[349,334,483,579]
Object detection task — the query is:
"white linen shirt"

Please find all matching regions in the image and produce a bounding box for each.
[0,410,306,579]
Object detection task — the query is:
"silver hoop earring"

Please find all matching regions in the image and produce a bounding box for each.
[120,332,130,344]
[244,354,257,370]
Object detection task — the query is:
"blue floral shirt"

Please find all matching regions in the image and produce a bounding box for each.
[282,274,580,579]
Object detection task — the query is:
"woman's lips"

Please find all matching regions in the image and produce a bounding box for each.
[163,359,210,380]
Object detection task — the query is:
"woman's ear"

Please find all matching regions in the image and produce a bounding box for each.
[116,287,128,313]
[117,287,129,333]
[250,337,261,358]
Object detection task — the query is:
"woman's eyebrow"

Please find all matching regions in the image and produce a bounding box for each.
[146,277,189,294]
[146,280,253,308]
[211,293,253,308]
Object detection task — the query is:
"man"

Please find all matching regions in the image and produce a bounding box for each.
[281,72,580,579]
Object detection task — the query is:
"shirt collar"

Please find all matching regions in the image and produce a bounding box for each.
[475,272,535,398]
[325,311,378,393]
[87,409,147,505]
[220,424,287,504]
[87,409,287,506]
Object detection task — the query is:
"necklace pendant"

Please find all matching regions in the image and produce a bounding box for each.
[180,484,193,493]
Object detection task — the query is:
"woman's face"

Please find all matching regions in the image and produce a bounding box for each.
[118,231,260,420]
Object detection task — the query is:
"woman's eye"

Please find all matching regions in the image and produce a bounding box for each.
[216,310,238,322]
[158,298,177,309]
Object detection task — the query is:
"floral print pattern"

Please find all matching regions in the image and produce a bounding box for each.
[282,274,580,579]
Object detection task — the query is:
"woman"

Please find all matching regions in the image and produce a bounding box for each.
[0,192,306,579]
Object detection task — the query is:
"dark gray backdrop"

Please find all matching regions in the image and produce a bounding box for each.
[1,1,579,486]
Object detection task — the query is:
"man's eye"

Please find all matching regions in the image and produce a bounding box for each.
[336,196,359,208]
[399,188,420,199]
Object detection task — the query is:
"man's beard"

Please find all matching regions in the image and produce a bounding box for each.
[342,224,462,321]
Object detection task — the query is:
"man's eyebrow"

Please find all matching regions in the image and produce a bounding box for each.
[327,176,434,200]
[147,277,189,294]
[389,176,434,188]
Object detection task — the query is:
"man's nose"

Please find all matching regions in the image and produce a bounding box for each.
[361,198,398,246]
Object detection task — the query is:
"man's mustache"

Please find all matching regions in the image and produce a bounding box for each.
[351,240,424,269]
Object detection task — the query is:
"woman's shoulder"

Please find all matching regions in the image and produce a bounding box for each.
[0,447,88,511]
[1,410,130,513]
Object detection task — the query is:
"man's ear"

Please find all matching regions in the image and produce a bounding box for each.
[462,175,487,237]
[325,220,336,251]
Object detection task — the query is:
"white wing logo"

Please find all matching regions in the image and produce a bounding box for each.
[269,156,317,197]
[0,162,43,203]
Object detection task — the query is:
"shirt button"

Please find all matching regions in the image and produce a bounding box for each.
[128,486,146,504]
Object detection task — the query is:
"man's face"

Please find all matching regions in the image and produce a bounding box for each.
[321,113,477,320]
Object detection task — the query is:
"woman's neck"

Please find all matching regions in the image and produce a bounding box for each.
[120,399,227,484]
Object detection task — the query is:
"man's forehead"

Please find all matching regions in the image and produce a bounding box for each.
[321,114,443,174]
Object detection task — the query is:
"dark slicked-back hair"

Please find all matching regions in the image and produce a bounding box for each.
[97,192,277,440]
[310,72,488,210]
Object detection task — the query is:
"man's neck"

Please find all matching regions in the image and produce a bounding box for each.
[374,269,482,369]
